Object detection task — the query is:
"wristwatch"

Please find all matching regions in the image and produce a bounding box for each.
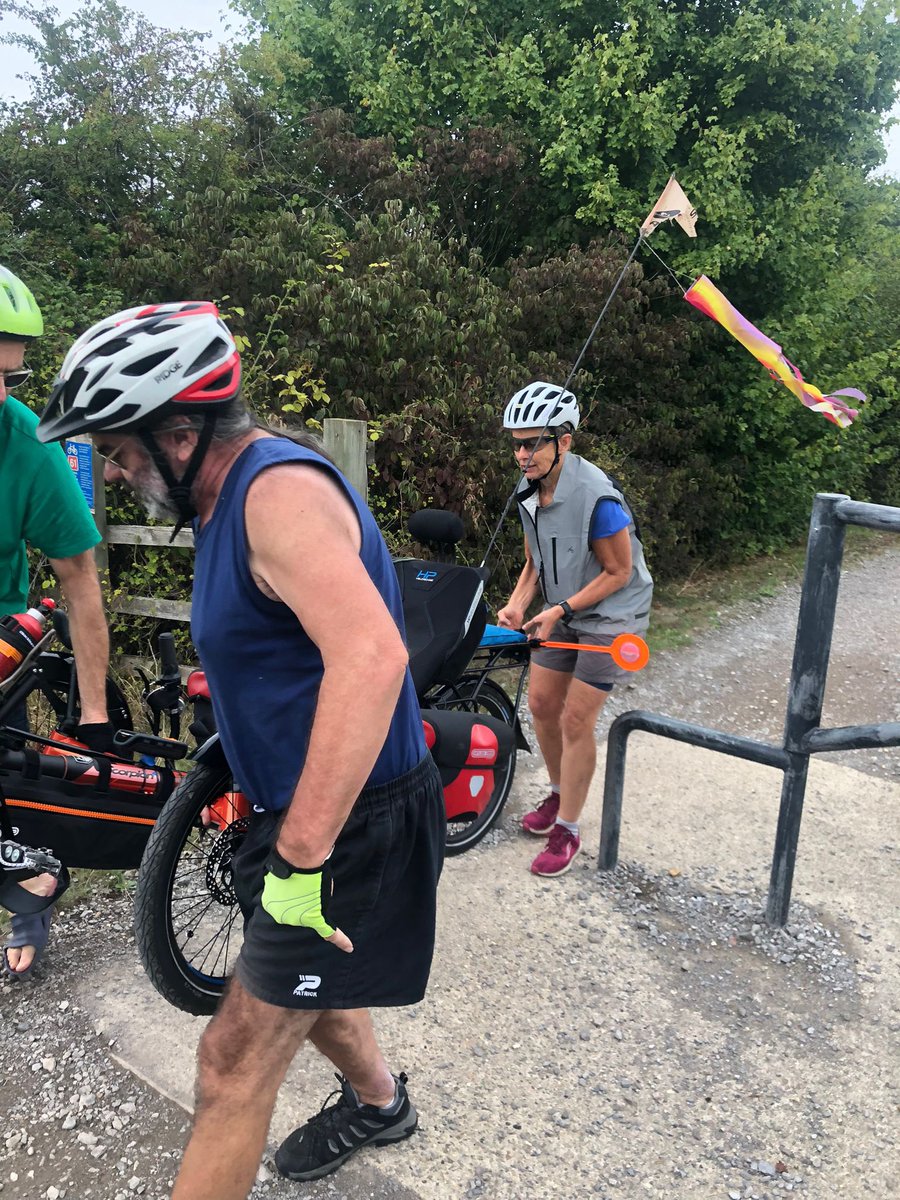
[558,600,575,622]
[265,847,315,878]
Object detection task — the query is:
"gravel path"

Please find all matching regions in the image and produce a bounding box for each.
[1,545,897,1200]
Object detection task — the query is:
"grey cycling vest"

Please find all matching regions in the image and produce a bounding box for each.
[515,452,653,635]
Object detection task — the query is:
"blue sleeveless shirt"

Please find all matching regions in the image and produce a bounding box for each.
[191,438,425,812]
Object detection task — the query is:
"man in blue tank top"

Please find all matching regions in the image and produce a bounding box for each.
[37,302,445,1199]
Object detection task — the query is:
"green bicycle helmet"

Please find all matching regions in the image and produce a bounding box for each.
[0,265,44,339]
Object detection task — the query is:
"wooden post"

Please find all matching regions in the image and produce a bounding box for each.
[324,418,368,503]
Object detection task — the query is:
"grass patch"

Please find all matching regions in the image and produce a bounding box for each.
[649,527,893,654]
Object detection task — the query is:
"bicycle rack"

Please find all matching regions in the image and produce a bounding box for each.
[599,492,900,926]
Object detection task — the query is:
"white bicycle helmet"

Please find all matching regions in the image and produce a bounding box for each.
[503,381,579,431]
[37,301,241,443]
[0,265,43,339]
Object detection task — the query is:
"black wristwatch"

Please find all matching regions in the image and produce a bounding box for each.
[558,600,575,621]
[265,847,317,878]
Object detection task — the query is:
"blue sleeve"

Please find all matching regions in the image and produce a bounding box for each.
[589,499,631,541]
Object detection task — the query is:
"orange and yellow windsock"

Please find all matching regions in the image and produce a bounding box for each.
[684,275,864,428]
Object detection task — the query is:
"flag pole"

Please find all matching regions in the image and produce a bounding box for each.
[479,232,644,573]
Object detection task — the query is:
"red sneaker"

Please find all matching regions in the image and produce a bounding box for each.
[522,792,560,835]
[530,824,581,876]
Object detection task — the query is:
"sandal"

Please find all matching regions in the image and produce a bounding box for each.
[3,906,53,981]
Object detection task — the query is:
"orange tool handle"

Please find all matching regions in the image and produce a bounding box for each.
[530,632,649,671]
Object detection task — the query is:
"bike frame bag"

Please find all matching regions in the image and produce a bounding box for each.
[421,707,515,820]
[0,745,177,870]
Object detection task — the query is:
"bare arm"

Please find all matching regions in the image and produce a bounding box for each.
[49,550,109,724]
[523,528,633,640]
[497,538,540,628]
[245,464,409,869]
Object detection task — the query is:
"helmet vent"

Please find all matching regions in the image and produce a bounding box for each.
[64,366,89,405]
[1,282,17,310]
[120,349,176,377]
[86,387,123,414]
[88,363,113,389]
[186,336,229,376]
[82,336,132,364]
[101,401,140,426]
[197,363,236,394]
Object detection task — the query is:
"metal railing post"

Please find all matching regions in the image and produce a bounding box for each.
[765,493,846,923]
[599,717,629,869]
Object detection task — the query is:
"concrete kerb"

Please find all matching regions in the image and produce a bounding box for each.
[78,740,899,1200]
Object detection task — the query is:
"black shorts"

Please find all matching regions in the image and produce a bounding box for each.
[232,755,445,1010]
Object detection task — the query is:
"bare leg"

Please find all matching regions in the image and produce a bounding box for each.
[308,1009,395,1106]
[527,663,572,785]
[557,678,610,824]
[172,979,319,1200]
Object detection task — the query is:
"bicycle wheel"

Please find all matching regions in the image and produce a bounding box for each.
[429,676,518,856]
[134,763,244,1015]
[22,653,132,739]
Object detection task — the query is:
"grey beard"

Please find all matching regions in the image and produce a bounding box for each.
[130,462,182,522]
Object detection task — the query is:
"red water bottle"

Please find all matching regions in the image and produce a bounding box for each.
[0,598,57,683]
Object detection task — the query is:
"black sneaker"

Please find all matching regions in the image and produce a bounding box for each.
[274,1072,418,1181]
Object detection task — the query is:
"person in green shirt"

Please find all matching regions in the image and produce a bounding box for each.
[0,263,112,980]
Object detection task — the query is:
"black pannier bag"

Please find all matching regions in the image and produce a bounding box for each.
[0,744,177,870]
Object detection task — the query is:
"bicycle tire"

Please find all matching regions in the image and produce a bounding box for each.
[429,676,518,856]
[134,762,241,1015]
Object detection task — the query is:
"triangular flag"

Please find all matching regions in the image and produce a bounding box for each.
[641,176,698,238]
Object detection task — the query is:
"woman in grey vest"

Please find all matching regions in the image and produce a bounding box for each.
[497,382,653,877]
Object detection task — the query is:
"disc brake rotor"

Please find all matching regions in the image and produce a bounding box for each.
[203,817,249,905]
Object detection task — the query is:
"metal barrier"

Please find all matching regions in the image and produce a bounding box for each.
[599,492,900,926]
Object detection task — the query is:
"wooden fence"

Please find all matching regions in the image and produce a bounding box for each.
[78,418,368,624]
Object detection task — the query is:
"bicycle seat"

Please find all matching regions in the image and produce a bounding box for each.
[394,558,487,698]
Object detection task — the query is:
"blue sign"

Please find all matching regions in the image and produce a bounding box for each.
[65,440,94,512]
[415,570,438,583]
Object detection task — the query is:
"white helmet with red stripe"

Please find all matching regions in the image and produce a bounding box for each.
[37,301,241,443]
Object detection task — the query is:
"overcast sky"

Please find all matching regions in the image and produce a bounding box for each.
[0,0,897,178]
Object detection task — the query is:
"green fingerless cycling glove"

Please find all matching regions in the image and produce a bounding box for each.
[261,848,335,939]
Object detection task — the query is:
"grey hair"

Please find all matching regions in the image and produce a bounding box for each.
[152,396,332,461]
[152,395,256,442]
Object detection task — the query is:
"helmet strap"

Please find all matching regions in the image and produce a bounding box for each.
[531,432,562,485]
[138,414,218,540]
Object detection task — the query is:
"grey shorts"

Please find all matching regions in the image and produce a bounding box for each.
[231,754,445,1010]
[530,621,623,691]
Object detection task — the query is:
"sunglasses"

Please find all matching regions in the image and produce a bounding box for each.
[0,368,33,391]
[511,434,556,453]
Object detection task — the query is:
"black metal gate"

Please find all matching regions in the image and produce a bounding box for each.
[599,492,900,925]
